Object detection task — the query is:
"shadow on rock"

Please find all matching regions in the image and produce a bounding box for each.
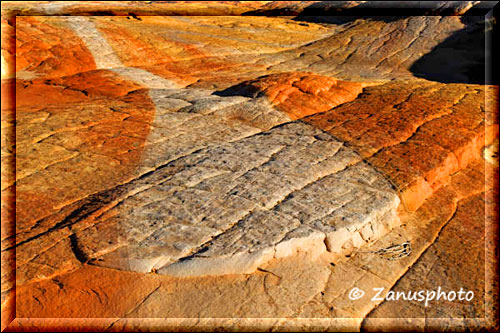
[293,1,414,24]
[213,80,261,98]
[243,1,411,23]
[290,1,493,25]
[409,16,493,85]
[244,1,495,25]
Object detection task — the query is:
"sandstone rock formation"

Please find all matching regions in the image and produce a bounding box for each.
[1,1,498,332]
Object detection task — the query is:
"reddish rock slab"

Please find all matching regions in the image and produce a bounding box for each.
[2,1,492,17]
[1,86,158,301]
[2,1,286,17]
[362,162,498,331]
[304,82,498,211]
[367,193,487,318]
[9,151,496,332]
[15,69,143,109]
[79,15,468,88]
[15,265,162,319]
[90,15,336,87]
[13,251,331,320]
[3,68,157,261]
[14,16,96,79]
[1,17,15,79]
[12,87,156,244]
[217,72,367,119]
[241,16,468,84]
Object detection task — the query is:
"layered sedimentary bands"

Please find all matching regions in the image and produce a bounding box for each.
[1,1,499,331]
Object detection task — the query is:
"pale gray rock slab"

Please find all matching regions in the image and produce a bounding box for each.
[18,15,404,280]
[161,163,400,277]
[129,88,292,177]
[74,121,400,276]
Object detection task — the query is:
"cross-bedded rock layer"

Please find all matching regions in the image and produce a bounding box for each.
[7,15,400,284]
[1,2,498,331]
[3,11,497,284]
[6,14,476,86]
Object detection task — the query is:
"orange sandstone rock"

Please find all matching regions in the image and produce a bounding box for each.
[218,72,367,119]
[88,16,337,87]
[1,3,498,331]
[7,69,156,254]
[1,1,282,17]
[1,17,15,79]
[304,81,497,211]
[15,16,96,79]
[363,161,498,329]
[10,158,495,328]
[15,69,143,109]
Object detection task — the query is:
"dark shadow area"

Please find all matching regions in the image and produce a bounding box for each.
[244,1,496,24]
[243,1,414,23]
[285,2,497,85]
[409,14,495,85]
[293,2,416,24]
[213,79,261,98]
[491,5,498,85]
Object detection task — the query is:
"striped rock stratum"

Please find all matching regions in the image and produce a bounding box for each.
[1,1,498,332]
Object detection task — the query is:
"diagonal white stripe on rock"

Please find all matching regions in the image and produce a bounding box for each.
[65,16,181,89]
[61,16,401,277]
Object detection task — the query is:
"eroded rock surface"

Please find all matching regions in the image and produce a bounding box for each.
[305,81,497,211]
[1,1,498,331]
[216,72,368,119]
[8,15,400,285]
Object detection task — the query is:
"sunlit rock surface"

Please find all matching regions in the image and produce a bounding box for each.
[1,1,498,332]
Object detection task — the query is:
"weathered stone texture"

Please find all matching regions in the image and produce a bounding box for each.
[1,2,498,331]
[217,72,367,119]
[305,81,497,211]
[15,17,97,79]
